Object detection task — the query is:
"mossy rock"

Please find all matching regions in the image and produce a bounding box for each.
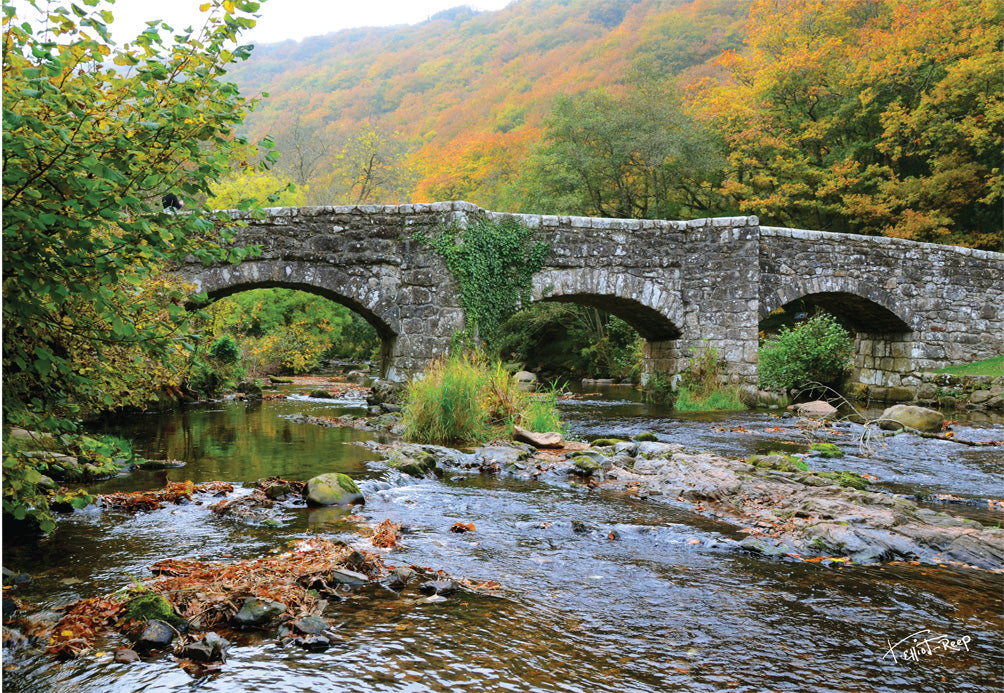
[590,438,626,447]
[269,376,294,384]
[815,471,870,490]
[308,389,331,399]
[633,432,658,442]
[748,453,808,473]
[572,456,602,476]
[809,442,845,458]
[134,458,186,471]
[124,593,186,628]
[387,450,438,478]
[306,473,364,506]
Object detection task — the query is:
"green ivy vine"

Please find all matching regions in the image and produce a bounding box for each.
[416,216,550,349]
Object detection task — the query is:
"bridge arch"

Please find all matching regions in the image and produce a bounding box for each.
[759,279,912,334]
[531,269,683,341]
[186,259,403,376]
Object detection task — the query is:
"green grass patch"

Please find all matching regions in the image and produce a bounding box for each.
[673,385,746,412]
[934,354,1004,378]
[402,352,563,446]
[809,442,845,458]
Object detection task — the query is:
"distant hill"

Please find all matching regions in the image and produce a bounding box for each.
[228,0,750,207]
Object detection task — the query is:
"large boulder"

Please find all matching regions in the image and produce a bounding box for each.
[787,400,838,417]
[514,371,538,392]
[512,425,563,448]
[305,473,364,506]
[878,404,944,433]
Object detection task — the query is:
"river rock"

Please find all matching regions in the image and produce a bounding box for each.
[636,441,686,459]
[232,598,287,627]
[367,379,403,407]
[474,444,530,466]
[787,400,838,417]
[114,648,140,663]
[236,381,262,400]
[330,568,370,586]
[512,425,563,448]
[878,404,944,432]
[514,370,537,392]
[134,620,175,650]
[306,473,364,506]
[294,635,331,652]
[293,616,329,635]
[418,579,461,596]
[177,632,230,662]
[383,566,416,591]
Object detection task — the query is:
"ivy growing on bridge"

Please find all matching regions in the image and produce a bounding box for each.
[416,216,549,349]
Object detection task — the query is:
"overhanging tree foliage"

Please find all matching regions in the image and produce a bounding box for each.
[2,0,271,530]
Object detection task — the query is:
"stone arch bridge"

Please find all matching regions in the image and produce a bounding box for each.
[176,202,1003,399]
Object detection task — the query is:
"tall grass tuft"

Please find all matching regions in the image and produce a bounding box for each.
[402,352,564,445]
[403,354,491,445]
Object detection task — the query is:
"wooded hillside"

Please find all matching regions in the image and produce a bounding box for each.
[227,0,1002,250]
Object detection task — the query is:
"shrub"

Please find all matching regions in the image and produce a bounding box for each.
[647,343,745,412]
[758,312,854,392]
[402,352,563,445]
[208,335,241,364]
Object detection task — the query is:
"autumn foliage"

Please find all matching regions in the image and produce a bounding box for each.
[229,0,1000,250]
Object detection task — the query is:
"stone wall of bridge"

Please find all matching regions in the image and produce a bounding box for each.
[177,202,1003,393]
[760,226,1004,397]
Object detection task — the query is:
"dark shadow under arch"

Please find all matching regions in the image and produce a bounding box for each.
[537,294,682,341]
[762,291,911,334]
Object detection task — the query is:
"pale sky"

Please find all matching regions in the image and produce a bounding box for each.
[15,0,517,45]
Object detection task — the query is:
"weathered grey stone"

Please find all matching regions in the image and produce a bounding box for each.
[512,425,563,449]
[232,598,286,627]
[330,568,370,586]
[173,206,1003,388]
[134,620,175,650]
[514,370,537,392]
[878,404,944,432]
[787,400,838,417]
[177,632,229,662]
[293,616,329,635]
[306,473,364,506]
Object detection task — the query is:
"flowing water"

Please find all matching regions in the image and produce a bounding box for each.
[3,384,1002,692]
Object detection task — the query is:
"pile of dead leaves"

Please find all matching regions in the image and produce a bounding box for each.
[371,519,401,548]
[147,538,380,630]
[99,481,234,512]
[45,538,388,657]
[46,597,124,659]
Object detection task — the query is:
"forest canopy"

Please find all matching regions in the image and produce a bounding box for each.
[227,0,1002,250]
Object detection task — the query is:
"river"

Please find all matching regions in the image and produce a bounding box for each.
[3,382,1002,692]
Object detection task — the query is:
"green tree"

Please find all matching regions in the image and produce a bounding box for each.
[525,79,728,219]
[2,0,270,530]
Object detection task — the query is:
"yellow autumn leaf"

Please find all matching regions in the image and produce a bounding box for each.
[223,0,235,13]
[61,630,74,637]
[199,2,211,10]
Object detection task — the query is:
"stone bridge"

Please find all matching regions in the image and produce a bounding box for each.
[177,201,1003,400]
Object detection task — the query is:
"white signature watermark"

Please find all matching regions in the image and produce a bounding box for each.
[883,629,972,664]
